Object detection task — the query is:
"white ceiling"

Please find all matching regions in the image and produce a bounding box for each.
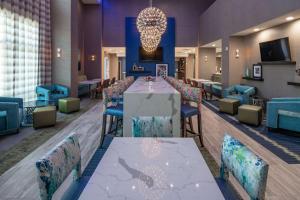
[81,0,100,4]
[201,39,222,53]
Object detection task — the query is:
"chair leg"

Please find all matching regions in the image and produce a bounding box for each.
[197,114,204,147]
[100,114,107,147]
[183,117,187,138]
[188,117,194,132]
[108,116,114,133]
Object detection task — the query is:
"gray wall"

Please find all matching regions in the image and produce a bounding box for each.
[198,0,300,87]
[229,37,246,85]
[240,19,300,98]
[103,0,215,47]
[186,54,195,78]
[51,0,79,97]
[199,48,216,80]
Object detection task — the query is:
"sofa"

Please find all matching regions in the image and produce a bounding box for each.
[266,97,300,133]
[223,84,255,104]
[78,75,89,96]
[36,84,69,105]
[0,97,23,135]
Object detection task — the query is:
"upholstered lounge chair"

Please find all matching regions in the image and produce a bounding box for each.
[0,97,23,135]
[36,84,69,105]
[223,84,255,104]
[266,97,300,133]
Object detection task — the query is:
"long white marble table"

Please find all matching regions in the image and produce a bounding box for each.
[123,77,181,137]
[79,138,225,200]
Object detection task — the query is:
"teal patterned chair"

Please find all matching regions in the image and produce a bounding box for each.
[219,134,269,200]
[132,116,173,137]
[36,134,81,200]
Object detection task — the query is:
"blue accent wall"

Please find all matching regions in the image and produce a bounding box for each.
[125,17,175,78]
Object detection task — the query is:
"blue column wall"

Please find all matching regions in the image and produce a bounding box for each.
[125,17,175,78]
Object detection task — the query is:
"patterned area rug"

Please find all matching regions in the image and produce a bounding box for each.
[0,98,99,175]
[203,100,300,164]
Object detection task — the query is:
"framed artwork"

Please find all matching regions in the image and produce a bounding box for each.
[253,64,262,79]
[156,64,168,78]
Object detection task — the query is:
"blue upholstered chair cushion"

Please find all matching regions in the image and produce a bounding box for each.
[104,104,123,117]
[0,111,7,131]
[181,103,199,117]
[36,134,81,200]
[132,116,173,137]
[220,134,269,200]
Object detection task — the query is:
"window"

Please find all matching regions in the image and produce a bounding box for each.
[0,8,39,102]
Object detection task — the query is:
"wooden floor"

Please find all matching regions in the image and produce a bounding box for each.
[201,105,300,200]
[0,101,103,200]
[0,101,299,199]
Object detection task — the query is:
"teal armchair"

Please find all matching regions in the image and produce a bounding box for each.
[0,97,23,135]
[266,97,300,133]
[223,85,255,104]
[36,84,69,105]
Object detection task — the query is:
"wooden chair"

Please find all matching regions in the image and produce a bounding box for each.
[110,77,116,86]
[92,79,110,99]
[36,134,81,200]
[186,78,191,85]
[179,85,203,146]
[217,134,269,200]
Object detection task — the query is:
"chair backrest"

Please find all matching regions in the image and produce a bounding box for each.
[186,78,191,84]
[0,97,23,109]
[36,134,81,200]
[103,86,121,109]
[191,80,199,88]
[110,77,116,85]
[102,79,110,88]
[234,85,254,94]
[220,134,269,200]
[179,85,202,111]
[132,116,173,137]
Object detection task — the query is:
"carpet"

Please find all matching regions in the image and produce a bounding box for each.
[0,99,99,175]
[203,99,300,164]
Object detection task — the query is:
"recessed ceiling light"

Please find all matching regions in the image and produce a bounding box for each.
[286,16,294,21]
[254,28,260,32]
[212,44,216,47]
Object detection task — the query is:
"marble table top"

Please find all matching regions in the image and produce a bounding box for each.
[79,138,224,200]
[125,77,179,94]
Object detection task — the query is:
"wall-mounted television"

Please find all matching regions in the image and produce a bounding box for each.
[139,47,163,62]
[259,37,291,62]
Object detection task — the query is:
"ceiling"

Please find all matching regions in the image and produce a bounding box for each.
[175,47,196,57]
[201,39,222,53]
[233,9,300,36]
[81,0,99,4]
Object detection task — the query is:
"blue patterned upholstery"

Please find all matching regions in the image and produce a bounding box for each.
[132,116,173,137]
[220,134,269,200]
[105,104,123,117]
[181,103,199,117]
[36,134,81,200]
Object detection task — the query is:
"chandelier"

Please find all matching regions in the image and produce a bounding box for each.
[136,0,167,52]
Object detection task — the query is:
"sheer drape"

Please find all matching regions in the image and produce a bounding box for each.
[0,0,51,102]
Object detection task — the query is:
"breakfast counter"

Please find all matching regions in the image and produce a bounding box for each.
[123,77,181,137]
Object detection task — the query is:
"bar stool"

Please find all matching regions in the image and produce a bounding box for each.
[100,86,123,147]
[179,86,204,146]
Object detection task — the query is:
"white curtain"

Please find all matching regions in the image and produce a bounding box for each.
[0,8,39,102]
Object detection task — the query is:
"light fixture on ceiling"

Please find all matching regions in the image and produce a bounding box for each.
[212,44,216,47]
[254,28,260,32]
[286,16,294,21]
[136,0,167,52]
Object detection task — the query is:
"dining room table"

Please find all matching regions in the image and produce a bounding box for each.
[78,138,225,200]
[123,77,181,137]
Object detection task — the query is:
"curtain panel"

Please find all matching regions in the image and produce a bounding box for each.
[0,0,51,101]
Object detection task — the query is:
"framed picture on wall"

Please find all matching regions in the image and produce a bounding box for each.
[156,64,168,78]
[253,64,262,79]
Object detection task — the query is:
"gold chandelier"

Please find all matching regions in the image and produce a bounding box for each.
[136,0,167,52]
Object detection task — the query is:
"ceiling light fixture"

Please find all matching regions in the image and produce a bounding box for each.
[212,44,216,47]
[254,28,260,32]
[286,16,294,21]
[136,0,167,52]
